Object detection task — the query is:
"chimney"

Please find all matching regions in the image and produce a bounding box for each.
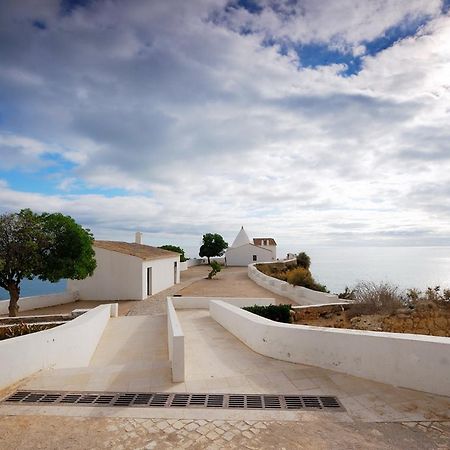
[135,231,143,244]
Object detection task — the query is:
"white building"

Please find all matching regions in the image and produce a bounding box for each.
[225,227,277,266]
[68,233,180,301]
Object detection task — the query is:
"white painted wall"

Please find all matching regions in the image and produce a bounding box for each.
[166,298,185,382]
[68,247,180,301]
[142,256,180,297]
[248,263,339,305]
[68,247,143,300]
[226,244,273,267]
[170,296,275,309]
[258,244,277,260]
[180,258,205,271]
[210,301,450,397]
[0,304,115,390]
[0,291,76,316]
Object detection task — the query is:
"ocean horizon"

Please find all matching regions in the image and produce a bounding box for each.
[1,246,449,301]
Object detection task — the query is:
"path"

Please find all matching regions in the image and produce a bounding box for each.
[1,266,450,449]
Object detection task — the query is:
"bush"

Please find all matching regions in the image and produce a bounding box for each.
[243,304,292,323]
[286,267,329,292]
[296,252,311,269]
[207,261,222,279]
[348,281,405,317]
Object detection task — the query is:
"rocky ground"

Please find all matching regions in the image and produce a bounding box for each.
[293,302,450,337]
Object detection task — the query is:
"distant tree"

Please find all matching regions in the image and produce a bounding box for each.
[159,245,187,262]
[296,252,311,270]
[0,209,96,317]
[199,233,228,264]
[208,261,222,279]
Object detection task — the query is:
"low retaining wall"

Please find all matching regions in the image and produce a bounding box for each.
[166,298,185,382]
[248,263,339,305]
[210,300,450,397]
[0,291,77,316]
[169,296,275,309]
[0,304,115,390]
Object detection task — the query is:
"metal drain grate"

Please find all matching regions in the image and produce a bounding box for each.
[2,391,344,411]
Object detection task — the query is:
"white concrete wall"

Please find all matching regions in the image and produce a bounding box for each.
[142,256,180,297]
[226,244,273,267]
[0,304,115,390]
[68,247,143,300]
[0,291,76,315]
[180,259,205,271]
[248,263,339,305]
[187,258,205,267]
[170,296,275,309]
[166,298,185,382]
[210,301,450,397]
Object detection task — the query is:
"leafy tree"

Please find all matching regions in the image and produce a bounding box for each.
[199,233,228,264]
[208,261,222,279]
[0,209,96,317]
[296,252,311,270]
[159,245,187,262]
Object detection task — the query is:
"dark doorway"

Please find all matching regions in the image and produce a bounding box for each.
[147,267,152,296]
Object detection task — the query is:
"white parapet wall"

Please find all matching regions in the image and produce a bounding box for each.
[169,296,275,309]
[166,298,185,382]
[209,300,450,397]
[0,291,77,316]
[248,263,339,305]
[0,304,115,390]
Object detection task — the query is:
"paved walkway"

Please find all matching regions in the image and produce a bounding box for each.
[1,266,450,448]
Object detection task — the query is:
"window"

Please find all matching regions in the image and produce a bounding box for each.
[253,255,257,261]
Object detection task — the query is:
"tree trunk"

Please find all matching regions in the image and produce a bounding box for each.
[8,284,20,317]
[207,256,211,264]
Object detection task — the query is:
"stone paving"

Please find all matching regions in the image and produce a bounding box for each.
[0,415,449,449]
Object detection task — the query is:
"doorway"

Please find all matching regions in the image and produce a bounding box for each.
[147,267,152,296]
[174,262,178,284]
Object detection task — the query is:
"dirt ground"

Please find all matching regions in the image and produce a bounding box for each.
[178,266,292,303]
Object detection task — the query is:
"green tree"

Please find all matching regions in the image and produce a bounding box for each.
[199,233,228,264]
[0,209,96,317]
[159,245,187,262]
[296,252,311,270]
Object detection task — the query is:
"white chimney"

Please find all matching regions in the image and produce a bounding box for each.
[135,231,143,244]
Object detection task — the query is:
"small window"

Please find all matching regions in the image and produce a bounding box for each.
[253,255,257,261]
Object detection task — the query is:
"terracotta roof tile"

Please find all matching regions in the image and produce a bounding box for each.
[94,240,180,261]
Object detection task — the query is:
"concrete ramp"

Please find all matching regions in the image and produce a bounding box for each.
[22,316,173,392]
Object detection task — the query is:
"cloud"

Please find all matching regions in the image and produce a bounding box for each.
[0,0,449,247]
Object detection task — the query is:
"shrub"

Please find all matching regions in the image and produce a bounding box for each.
[338,287,356,300]
[348,281,405,317]
[296,252,311,269]
[207,261,222,279]
[159,245,187,262]
[286,267,329,292]
[243,304,292,323]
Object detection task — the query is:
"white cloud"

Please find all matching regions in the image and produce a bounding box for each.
[0,1,449,246]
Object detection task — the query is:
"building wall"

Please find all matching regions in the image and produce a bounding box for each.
[258,244,276,260]
[68,247,143,300]
[226,244,273,267]
[141,256,180,297]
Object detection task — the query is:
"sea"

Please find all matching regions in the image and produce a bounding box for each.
[1,246,449,300]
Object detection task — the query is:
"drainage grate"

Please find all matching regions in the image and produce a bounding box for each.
[2,391,344,411]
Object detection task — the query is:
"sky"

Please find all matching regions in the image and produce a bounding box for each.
[0,0,449,250]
